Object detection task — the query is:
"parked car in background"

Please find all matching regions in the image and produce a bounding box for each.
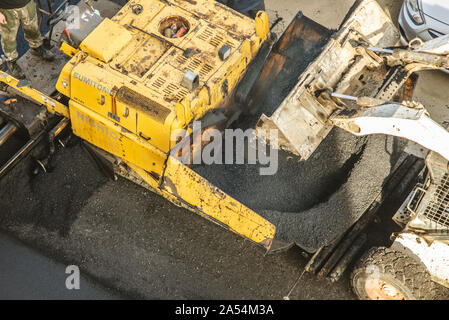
[399,0,449,45]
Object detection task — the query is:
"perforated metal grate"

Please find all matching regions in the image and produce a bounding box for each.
[423,173,449,228]
[198,27,236,49]
[149,76,189,101]
[146,24,240,102]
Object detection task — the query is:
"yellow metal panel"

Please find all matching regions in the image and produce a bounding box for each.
[143,59,189,102]
[161,156,276,247]
[80,18,132,62]
[255,11,269,40]
[70,59,123,120]
[115,36,168,78]
[0,72,69,118]
[114,89,138,134]
[55,52,80,98]
[175,0,256,39]
[175,98,193,126]
[191,39,254,119]
[111,0,165,28]
[138,5,201,45]
[69,100,166,176]
[137,110,171,151]
[162,24,241,84]
[59,41,79,57]
[114,85,175,152]
[124,160,162,191]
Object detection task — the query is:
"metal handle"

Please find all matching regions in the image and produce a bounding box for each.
[139,132,151,141]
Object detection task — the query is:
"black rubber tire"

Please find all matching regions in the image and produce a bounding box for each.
[351,247,448,300]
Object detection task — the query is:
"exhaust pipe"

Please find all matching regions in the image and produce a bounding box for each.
[0,122,18,146]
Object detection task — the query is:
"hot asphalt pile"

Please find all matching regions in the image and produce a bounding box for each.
[195,128,404,252]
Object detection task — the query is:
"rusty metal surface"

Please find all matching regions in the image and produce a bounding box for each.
[253,0,401,160]
[116,86,171,123]
[175,0,256,40]
[240,11,332,129]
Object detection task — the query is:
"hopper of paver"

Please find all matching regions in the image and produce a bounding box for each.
[188,0,410,253]
[252,0,402,159]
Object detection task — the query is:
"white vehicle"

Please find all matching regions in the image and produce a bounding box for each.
[351,150,449,300]
[344,35,449,300]
[399,0,449,45]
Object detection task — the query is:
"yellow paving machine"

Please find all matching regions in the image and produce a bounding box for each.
[1,0,449,299]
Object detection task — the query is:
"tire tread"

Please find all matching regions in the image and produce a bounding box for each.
[351,247,448,300]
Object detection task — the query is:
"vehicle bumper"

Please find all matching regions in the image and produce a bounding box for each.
[398,4,449,74]
[398,5,433,45]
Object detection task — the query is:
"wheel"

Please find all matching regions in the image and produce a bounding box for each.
[351,247,448,300]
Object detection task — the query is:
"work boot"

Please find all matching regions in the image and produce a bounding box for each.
[31,45,55,62]
[6,60,25,79]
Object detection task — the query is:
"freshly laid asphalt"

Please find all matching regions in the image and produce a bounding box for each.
[0,233,120,299]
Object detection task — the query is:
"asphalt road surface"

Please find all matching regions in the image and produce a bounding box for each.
[0,0,449,300]
[0,233,120,299]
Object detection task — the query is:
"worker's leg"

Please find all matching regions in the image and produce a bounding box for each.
[0,8,25,78]
[18,0,42,50]
[19,0,54,61]
[0,8,20,62]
